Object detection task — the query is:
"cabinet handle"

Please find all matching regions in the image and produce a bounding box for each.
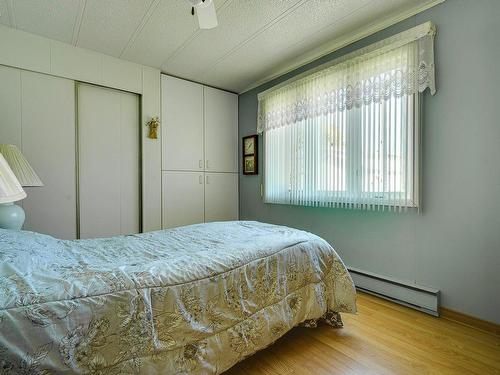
[206,175,210,184]
[206,160,210,169]
[199,175,203,184]
[199,160,203,169]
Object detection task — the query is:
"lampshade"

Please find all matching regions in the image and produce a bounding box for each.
[0,144,43,187]
[0,153,26,204]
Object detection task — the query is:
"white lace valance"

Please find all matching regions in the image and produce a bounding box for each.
[257,22,436,134]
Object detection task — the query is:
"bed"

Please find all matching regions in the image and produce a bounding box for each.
[0,221,356,374]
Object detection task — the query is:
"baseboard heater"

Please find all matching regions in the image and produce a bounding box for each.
[348,267,440,316]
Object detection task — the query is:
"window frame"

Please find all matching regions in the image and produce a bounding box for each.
[262,93,421,209]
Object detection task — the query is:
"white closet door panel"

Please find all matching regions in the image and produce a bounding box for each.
[162,75,203,171]
[205,173,238,222]
[204,87,238,173]
[21,71,76,239]
[162,171,204,229]
[78,84,140,238]
[78,84,121,238]
[0,66,21,146]
[120,92,141,235]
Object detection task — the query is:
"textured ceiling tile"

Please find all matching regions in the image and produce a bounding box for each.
[12,0,80,43]
[203,0,430,92]
[77,0,155,57]
[161,0,303,79]
[274,0,419,74]
[202,0,371,91]
[120,0,199,68]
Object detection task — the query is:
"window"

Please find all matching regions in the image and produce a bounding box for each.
[258,22,436,211]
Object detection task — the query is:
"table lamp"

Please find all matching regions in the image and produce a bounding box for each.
[0,153,27,229]
[0,144,43,230]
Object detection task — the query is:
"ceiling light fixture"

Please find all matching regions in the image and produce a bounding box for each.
[186,0,218,29]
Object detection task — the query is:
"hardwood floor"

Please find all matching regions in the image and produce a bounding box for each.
[224,292,500,375]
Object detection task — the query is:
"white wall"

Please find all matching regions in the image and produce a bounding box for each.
[0,25,162,232]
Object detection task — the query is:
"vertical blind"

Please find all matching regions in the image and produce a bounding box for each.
[258,22,436,211]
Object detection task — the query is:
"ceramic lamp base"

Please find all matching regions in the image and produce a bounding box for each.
[0,203,25,230]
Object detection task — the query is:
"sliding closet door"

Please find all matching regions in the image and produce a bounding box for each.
[22,71,77,239]
[0,66,21,146]
[0,67,77,239]
[119,93,141,234]
[77,83,140,238]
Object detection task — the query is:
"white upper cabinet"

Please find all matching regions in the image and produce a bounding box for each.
[162,75,204,171]
[204,87,238,173]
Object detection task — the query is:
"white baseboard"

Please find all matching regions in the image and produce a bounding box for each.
[348,267,440,316]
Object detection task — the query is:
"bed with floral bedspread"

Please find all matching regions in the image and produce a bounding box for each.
[0,221,356,374]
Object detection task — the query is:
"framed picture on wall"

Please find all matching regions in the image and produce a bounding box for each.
[242,135,258,175]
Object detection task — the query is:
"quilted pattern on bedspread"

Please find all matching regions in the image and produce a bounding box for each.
[0,221,356,374]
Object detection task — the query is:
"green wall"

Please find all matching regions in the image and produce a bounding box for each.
[238,0,500,323]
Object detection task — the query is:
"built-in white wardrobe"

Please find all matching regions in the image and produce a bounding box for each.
[0,65,141,239]
[161,75,238,228]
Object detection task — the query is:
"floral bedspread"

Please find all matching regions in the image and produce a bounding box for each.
[0,221,356,374]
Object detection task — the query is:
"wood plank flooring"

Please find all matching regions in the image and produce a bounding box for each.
[224,292,500,375]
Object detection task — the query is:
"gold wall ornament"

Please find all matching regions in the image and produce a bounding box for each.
[146,117,160,139]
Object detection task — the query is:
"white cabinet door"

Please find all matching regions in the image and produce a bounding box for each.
[162,171,205,228]
[204,87,238,173]
[204,173,238,222]
[78,83,140,238]
[162,75,204,171]
[21,71,77,239]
